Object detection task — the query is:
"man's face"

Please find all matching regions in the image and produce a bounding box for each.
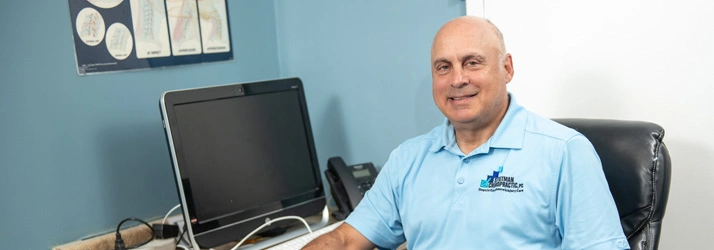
[431,20,514,128]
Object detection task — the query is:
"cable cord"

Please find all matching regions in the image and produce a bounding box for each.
[164,204,192,248]
[177,224,188,244]
[114,218,154,250]
[230,216,312,250]
[163,204,182,224]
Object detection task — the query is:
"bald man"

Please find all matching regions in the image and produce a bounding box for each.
[303,16,628,250]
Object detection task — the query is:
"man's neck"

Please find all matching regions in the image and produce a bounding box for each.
[452,98,510,155]
[453,121,500,154]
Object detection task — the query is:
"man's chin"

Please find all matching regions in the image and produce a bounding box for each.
[447,116,480,126]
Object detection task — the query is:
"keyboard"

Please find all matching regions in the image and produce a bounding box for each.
[265,221,344,250]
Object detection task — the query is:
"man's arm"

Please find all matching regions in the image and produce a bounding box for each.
[302,223,375,250]
[557,135,629,249]
[306,146,407,249]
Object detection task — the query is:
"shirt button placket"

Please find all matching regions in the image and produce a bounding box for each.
[453,156,470,209]
[456,157,470,185]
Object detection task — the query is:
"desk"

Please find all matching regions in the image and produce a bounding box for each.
[209,207,407,250]
[208,207,333,250]
[53,207,406,250]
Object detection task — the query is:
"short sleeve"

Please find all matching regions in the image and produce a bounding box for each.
[344,147,406,249]
[556,134,630,250]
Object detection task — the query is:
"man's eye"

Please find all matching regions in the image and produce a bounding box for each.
[465,61,480,67]
[437,65,450,71]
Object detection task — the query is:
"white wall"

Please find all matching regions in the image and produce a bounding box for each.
[469,0,714,248]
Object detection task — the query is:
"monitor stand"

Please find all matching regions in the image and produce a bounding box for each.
[228,206,331,250]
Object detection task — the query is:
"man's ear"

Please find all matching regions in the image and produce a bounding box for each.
[503,53,514,83]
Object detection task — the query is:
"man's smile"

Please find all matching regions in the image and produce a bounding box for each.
[449,93,477,102]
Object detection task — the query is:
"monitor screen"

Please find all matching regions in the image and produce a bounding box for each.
[160,78,326,248]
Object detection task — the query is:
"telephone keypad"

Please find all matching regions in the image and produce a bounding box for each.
[358,180,374,195]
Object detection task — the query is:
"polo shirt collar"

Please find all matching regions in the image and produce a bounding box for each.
[430,93,527,154]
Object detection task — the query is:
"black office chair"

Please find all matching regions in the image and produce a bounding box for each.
[554,119,671,250]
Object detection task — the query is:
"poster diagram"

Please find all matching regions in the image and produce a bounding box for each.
[88,0,124,9]
[75,7,106,46]
[198,0,230,54]
[106,23,133,60]
[130,0,171,59]
[69,0,232,75]
[167,0,202,56]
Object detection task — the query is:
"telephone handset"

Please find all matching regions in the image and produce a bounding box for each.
[325,157,378,220]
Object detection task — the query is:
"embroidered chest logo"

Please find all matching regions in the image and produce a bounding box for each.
[478,166,524,193]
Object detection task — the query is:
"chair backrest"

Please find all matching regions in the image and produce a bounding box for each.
[554,119,671,250]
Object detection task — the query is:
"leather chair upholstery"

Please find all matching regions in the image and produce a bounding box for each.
[554,119,671,250]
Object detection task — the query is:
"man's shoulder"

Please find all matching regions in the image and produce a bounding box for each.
[379,124,443,176]
[523,111,582,143]
[397,124,442,150]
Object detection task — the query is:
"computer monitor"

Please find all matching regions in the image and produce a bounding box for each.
[159,77,326,248]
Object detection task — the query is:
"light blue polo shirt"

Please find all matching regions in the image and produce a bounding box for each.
[345,95,629,250]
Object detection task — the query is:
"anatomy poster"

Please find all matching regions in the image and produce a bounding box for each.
[166,0,202,56]
[130,0,171,59]
[198,0,230,54]
[68,0,232,75]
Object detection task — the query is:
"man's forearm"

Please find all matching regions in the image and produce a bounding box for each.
[302,223,376,250]
[302,231,347,249]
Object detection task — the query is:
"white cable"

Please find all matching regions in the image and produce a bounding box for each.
[163,204,182,224]
[230,216,312,250]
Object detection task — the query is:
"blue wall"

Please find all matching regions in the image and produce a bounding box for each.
[275,0,464,168]
[0,1,280,249]
[0,0,464,248]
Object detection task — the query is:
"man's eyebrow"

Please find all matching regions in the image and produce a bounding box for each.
[461,54,486,63]
[432,54,486,67]
[432,58,450,67]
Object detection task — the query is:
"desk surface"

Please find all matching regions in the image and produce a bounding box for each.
[208,209,335,250]
[208,210,407,250]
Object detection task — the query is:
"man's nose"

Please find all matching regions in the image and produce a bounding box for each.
[450,67,468,88]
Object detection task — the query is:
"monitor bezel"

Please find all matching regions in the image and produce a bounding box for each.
[159,77,326,248]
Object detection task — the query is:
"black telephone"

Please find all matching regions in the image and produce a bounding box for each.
[325,157,379,220]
